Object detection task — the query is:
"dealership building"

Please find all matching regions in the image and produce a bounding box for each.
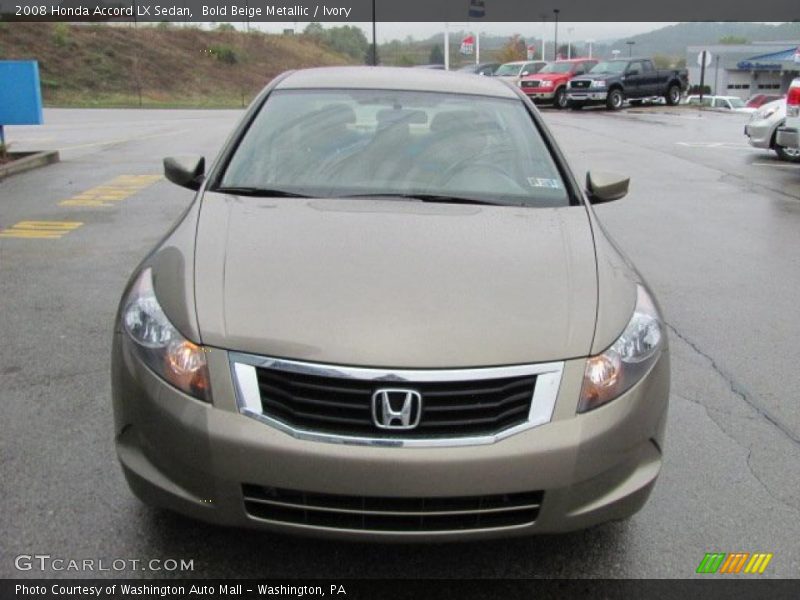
[686,42,800,99]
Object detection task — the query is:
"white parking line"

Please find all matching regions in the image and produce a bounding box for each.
[676,142,751,149]
[752,161,800,169]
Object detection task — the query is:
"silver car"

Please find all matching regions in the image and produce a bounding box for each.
[745,98,800,162]
[112,67,670,540]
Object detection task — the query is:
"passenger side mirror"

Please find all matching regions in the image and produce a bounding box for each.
[164,155,205,191]
[586,171,630,203]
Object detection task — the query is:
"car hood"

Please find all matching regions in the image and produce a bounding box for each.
[571,74,615,84]
[526,73,567,82]
[193,193,598,368]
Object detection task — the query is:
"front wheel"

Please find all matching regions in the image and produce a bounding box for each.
[554,87,568,109]
[606,89,624,110]
[775,144,800,162]
[665,84,681,106]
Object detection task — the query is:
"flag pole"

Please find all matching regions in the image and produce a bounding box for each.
[476,31,480,64]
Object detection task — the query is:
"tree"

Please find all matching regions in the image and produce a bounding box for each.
[498,35,526,63]
[652,54,674,69]
[556,44,578,59]
[719,35,747,45]
[325,25,369,61]
[429,45,444,64]
[304,22,325,38]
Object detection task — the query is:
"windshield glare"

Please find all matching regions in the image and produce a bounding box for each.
[219,89,569,207]
[589,61,626,74]
[494,63,522,76]
[539,62,574,74]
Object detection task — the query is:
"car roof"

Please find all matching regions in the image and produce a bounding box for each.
[276,66,519,99]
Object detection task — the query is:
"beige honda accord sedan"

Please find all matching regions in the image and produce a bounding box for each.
[112,67,669,540]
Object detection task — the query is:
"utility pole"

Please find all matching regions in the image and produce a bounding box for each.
[553,9,560,61]
[626,41,635,57]
[370,0,377,65]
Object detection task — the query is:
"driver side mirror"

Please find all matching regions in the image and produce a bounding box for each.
[164,155,205,191]
[586,171,630,203]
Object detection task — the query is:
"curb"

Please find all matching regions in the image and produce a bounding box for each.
[0,150,61,180]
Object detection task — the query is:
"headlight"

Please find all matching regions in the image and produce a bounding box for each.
[590,80,606,89]
[578,285,664,413]
[542,80,554,88]
[122,268,211,401]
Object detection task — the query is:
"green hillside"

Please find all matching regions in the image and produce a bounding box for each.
[0,23,357,107]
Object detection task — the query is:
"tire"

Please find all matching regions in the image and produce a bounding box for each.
[775,144,800,162]
[606,89,624,110]
[665,84,681,106]
[554,87,568,109]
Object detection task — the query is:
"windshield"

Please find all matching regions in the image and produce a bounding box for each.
[589,61,627,74]
[494,63,522,76]
[539,62,574,74]
[219,89,569,207]
[728,98,746,108]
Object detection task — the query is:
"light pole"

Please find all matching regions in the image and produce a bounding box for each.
[553,9,560,61]
[567,27,574,59]
[626,41,635,57]
[370,0,377,65]
[586,38,594,59]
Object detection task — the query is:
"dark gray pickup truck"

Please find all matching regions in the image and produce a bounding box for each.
[567,58,688,110]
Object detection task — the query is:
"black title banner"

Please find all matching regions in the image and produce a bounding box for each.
[3,579,800,600]
[2,0,800,22]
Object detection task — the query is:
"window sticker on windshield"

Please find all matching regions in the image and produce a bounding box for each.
[527,177,562,189]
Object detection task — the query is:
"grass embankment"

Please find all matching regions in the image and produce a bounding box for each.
[0,22,357,108]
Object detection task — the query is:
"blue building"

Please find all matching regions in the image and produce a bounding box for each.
[686,42,800,100]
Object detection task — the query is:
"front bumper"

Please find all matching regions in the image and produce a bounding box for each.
[523,90,556,102]
[744,120,774,149]
[567,91,608,104]
[112,334,670,541]
[776,126,799,149]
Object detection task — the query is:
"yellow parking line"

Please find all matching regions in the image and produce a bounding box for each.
[58,174,162,208]
[0,220,83,239]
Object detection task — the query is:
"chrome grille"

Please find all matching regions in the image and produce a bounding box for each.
[231,353,564,447]
[242,485,543,532]
[254,367,536,438]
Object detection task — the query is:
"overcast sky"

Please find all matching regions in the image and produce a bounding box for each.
[244,22,678,44]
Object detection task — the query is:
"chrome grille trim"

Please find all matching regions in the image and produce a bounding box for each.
[229,352,564,448]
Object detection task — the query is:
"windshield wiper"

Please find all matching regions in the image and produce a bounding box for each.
[336,193,512,206]
[212,186,310,198]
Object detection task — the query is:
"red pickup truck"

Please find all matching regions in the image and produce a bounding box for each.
[519,58,598,109]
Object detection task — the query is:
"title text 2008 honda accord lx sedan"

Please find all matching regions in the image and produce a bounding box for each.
[112,67,669,540]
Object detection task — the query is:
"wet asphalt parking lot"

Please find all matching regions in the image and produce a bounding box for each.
[1,104,799,578]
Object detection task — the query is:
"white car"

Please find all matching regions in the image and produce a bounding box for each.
[776,78,800,152]
[744,99,800,162]
[493,60,547,85]
[686,95,753,112]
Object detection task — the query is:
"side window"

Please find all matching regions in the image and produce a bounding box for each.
[642,60,655,72]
